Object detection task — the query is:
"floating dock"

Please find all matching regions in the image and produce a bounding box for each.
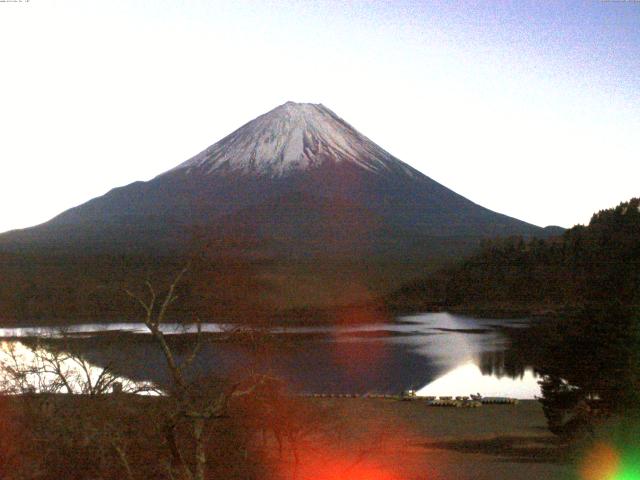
[298,393,518,406]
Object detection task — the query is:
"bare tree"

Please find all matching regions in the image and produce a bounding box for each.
[0,266,337,480]
[0,335,156,396]
[0,336,158,480]
[126,266,274,480]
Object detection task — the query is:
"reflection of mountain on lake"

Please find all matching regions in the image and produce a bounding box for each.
[3,313,540,397]
[418,362,539,399]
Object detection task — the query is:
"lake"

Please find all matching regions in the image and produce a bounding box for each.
[0,312,541,398]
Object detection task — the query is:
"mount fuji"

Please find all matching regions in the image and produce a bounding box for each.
[1,101,550,261]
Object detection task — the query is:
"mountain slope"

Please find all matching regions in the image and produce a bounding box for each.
[0,101,565,321]
[0,102,547,258]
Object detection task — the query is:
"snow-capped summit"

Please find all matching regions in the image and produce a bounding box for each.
[171,101,416,178]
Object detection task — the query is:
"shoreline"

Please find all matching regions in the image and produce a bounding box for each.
[0,306,547,330]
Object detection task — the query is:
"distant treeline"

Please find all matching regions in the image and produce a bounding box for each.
[0,249,395,325]
[387,198,640,316]
[0,252,276,324]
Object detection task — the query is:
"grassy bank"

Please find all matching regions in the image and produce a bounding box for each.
[0,393,573,480]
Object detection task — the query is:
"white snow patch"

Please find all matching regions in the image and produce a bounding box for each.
[170,102,416,179]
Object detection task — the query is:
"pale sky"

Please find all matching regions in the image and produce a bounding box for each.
[1,0,638,233]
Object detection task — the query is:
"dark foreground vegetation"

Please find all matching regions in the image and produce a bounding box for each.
[0,393,570,480]
[0,392,275,480]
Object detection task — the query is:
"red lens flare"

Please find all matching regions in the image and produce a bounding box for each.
[331,304,391,383]
[277,443,404,480]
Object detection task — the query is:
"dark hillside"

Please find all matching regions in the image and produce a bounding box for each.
[388,198,640,316]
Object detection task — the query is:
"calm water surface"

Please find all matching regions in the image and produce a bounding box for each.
[0,312,540,398]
